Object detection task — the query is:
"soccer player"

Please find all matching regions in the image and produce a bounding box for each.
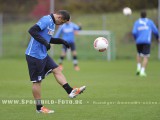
[132,10,159,77]
[54,20,81,71]
[25,10,86,113]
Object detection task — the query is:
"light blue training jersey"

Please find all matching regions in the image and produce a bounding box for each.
[25,15,55,59]
[132,18,159,44]
[54,22,80,43]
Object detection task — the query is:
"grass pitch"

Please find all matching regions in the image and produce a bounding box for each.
[0,58,160,120]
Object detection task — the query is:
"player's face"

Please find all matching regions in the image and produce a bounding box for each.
[55,15,68,25]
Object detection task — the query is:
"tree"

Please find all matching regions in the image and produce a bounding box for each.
[0,0,37,14]
[30,0,50,18]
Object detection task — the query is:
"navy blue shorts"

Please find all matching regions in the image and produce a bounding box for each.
[26,55,58,82]
[62,42,76,52]
[136,44,150,57]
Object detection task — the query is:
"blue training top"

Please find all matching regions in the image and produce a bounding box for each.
[132,18,159,44]
[54,22,80,43]
[25,15,55,59]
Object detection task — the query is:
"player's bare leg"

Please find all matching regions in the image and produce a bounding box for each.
[136,54,141,75]
[52,67,86,98]
[140,56,148,77]
[32,82,41,100]
[52,67,67,85]
[32,82,54,113]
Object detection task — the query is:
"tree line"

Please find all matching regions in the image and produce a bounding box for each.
[0,0,158,15]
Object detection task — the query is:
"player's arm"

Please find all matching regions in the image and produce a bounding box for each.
[74,23,82,30]
[28,24,50,50]
[50,38,70,48]
[132,22,137,39]
[73,23,82,35]
[151,21,159,39]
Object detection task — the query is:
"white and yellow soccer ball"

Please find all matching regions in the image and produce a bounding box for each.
[123,7,132,16]
[93,37,109,52]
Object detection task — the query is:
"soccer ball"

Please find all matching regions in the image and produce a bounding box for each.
[123,7,132,16]
[93,37,109,52]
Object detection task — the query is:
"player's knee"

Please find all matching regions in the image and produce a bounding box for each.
[52,67,62,74]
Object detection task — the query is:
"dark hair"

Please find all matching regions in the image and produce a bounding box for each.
[56,10,70,21]
[140,10,147,18]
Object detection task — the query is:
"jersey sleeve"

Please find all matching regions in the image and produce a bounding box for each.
[132,22,138,39]
[73,23,81,30]
[36,16,50,30]
[150,20,159,39]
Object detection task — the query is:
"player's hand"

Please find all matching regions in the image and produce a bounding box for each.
[63,41,70,48]
[45,43,51,51]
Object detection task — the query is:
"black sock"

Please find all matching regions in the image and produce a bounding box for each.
[59,56,64,65]
[36,104,43,110]
[36,99,43,110]
[73,56,78,66]
[60,56,64,60]
[73,56,77,60]
[63,83,73,94]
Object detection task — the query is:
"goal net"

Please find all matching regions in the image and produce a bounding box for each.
[50,30,116,61]
[76,30,116,61]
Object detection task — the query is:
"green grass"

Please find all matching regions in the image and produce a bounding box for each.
[0,58,160,120]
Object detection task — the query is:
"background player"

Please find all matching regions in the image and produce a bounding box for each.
[54,20,82,71]
[132,10,159,77]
